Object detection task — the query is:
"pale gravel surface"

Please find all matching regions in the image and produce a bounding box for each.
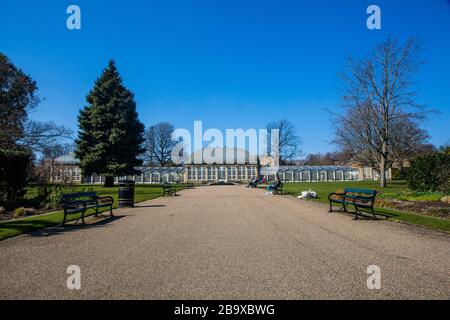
[0,185,449,300]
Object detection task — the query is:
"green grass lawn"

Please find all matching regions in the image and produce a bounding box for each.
[274,180,450,233]
[0,184,187,241]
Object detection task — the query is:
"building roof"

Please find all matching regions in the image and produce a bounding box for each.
[187,147,257,165]
[261,165,358,174]
[139,167,185,174]
[55,152,80,165]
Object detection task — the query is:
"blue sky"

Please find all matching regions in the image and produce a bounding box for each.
[1,0,449,154]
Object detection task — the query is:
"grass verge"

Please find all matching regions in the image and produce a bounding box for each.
[0,184,186,241]
[266,181,450,233]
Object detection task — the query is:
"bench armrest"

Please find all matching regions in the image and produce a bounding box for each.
[328,192,346,201]
[352,195,375,205]
[62,200,87,211]
[97,196,114,204]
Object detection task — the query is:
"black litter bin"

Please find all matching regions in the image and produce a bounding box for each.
[118,180,135,208]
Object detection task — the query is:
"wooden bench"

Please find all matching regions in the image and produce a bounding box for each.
[162,184,177,196]
[328,188,377,220]
[61,192,114,226]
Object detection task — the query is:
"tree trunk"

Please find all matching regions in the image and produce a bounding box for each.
[104,176,115,188]
[379,157,387,188]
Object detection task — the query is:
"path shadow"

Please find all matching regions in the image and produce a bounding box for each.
[29,215,125,238]
[321,199,391,221]
[133,205,166,208]
[372,209,398,220]
[334,208,391,221]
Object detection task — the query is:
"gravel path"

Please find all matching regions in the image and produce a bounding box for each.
[1,185,449,299]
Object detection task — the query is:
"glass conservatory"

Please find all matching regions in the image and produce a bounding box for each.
[260,166,359,183]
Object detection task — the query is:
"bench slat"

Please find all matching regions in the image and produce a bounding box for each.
[344,188,377,195]
[61,192,97,201]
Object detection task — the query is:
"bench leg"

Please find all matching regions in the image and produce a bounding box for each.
[110,205,114,217]
[353,207,359,220]
[81,211,86,225]
[328,201,333,212]
[62,213,67,226]
[343,203,348,213]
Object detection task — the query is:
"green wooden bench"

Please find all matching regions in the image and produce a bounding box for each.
[162,184,177,197]
[328,188,377,220]
[186,182,195,189]
[61,192,114,226]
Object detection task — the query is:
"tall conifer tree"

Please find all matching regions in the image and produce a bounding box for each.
[76,60,144,187]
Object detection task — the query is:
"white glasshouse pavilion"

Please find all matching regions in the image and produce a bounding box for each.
[53,153,367,184]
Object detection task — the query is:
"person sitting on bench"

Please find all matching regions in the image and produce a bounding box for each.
[247,177,258,188]
[266,175,281,195]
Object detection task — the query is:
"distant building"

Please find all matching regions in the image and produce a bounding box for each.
[330,153,392,182]
[356,165,391,181]
[261,165,360,182]
[52,149,390,184]
[183,147,258,183]
[53,153,82,183]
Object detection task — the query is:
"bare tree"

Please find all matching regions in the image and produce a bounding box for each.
[42,143,75,180]
[389,120,430,169]
[32,143,74,200]
[334,37,429,187]
[144,122,176,167]
[266,119,302,165]
[20,120,73,155]
[305,152,335,166]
